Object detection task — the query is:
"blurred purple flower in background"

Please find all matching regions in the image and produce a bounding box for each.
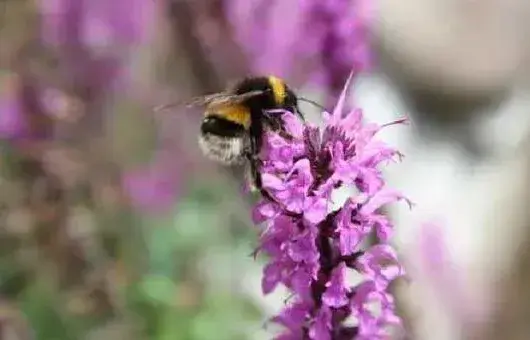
[0,72,27,139]
[298,0,372,104]
[122,150,182,214]
[0,0,155,140]
[32,0,180,214]
[418,222,493,335]
[0,70,52,141]
[253,74,408,339]
[225,0,372,105]
[37,0,156,96]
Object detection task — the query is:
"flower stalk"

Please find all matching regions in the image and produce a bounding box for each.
[252,74,409,339]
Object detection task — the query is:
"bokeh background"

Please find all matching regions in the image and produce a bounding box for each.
[1,0,530,339]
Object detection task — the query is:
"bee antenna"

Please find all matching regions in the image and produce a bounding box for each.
[298,97,326,111]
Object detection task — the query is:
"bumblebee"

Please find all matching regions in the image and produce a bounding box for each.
[157,76,313,195]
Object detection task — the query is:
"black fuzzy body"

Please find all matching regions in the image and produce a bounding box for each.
[199,76,303,193]
[234,77,301,192]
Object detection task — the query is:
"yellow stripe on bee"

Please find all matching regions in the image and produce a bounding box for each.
[207,104,251,129]
[267,76,286,106]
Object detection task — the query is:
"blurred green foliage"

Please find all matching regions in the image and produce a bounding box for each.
[0,132,276,339]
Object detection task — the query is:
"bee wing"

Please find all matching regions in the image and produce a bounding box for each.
[186,92,232,107]
[154,92,227,112]
[206,90,266,109]
[232,90,266,102]
[154,90,266,112]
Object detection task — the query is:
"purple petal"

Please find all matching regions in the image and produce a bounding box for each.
[275,330,305,340]
[303,196,329,224]
[262,173,285,190]
[308,306,332,340]
[281,192,305,214]
[331,141,345,162]
[260,216,296,257]
[371,214,393,242]
[350,280,377,310]
[273,300,311,330]
[330,71,355,121]
[356,245,405,290]
[287,230,319,264]
[354,167,384,195]
[322,263,349,307]
[339,108,363,133]
[358,142,399,167]
[282,112,305,138]
[262,261,283,294]
[352,284,402,339]
[252,201,280,224]
[287,159,313,188]
[338,226,361,256]
[360,188,404,215]
[290,266,314,298]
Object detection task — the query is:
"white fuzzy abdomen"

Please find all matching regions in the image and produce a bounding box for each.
[198,134,248,165]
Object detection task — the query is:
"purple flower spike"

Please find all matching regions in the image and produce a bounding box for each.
[253,73,408,339]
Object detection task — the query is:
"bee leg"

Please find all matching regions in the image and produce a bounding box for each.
[245,131,263,192]
[245,152,260,193]
[251,166,278,203]
[246,151,268,197]
[246,139,279,203]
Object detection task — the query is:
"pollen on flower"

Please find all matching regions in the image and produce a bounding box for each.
[252,73,408,339]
